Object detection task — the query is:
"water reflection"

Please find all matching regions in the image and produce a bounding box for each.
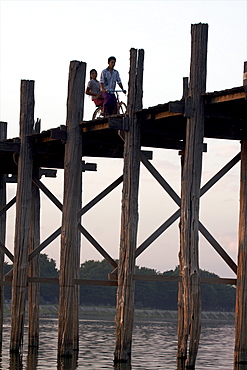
[177,357,186,370]
[57,354,78,370]
[234,364,247,370]
[27,347,38,370]
[114,362,132,370]
[9,352,23,370]
[1,319,237,370]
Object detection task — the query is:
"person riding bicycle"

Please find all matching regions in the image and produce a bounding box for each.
[86,69,104,107]
[100,56,126,116]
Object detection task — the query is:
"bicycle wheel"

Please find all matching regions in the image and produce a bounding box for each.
[92,106,103,120]
[118,102,127,115]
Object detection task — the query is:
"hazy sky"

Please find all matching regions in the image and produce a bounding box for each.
[0,0,246,278]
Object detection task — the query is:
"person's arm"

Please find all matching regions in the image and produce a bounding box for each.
[116,71,126,93]
[118,82,126,94]
[86,81,101,98]
[100,70,107,93]
[85,81,91,96]
[86,81,96,97]
[100,82,106,93]
[86,87,100,97]
[86,86,94,96]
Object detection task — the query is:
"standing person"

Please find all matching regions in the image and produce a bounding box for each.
[86,69,104,107]
[100,56,126,116]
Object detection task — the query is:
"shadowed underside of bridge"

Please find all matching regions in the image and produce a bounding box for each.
[0,85,246,174]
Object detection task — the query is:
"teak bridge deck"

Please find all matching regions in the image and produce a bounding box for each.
[1,85,246,173]
[0,23,247,369]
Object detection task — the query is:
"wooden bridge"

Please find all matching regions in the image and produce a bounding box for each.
[0,23,247,368]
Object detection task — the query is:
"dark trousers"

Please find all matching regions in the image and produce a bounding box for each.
[102,92,117,115]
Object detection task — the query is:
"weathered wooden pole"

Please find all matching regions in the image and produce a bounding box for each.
[234,124,247,367]
[28,164,40,347]
[178,23,208,369]
[114,48,144,363]
[28,120,41,348]
[0,121,7,349]
[58,61,85,356]
[10,80,35,352]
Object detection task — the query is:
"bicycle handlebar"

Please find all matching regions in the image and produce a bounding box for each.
[107,90,126,93]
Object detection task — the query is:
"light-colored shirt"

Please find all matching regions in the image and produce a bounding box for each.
[100,68,122,93]
[87,79,101,100]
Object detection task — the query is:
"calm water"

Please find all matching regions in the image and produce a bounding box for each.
[0,318,242,369]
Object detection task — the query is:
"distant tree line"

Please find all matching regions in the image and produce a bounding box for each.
[4,254,236,311]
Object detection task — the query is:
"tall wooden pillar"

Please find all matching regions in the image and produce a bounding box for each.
[0,121,7,349]
[235,61,247,365]
[10,80,35,352]
[178,23,208,368]
[28,165,40,347]
[234,138,247,365]
[114,48,144,363]
[58,61,85,356]
[28,120,41,348]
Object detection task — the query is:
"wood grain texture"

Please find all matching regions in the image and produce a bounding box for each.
[0,122,7,348]
[10,80,34,352]
[178,23,208,368]
[28,169,40,348]
[114,49,144,363]
[235,140,247,364]
[58,61,85,356]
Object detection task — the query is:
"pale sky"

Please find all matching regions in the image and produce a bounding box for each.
[0,0,246,278]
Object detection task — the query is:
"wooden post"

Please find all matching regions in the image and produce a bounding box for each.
[10,80,35,352]
[28,166,40,347]
[114,48,144,363]
[0,121,7,349]
[243,61,247,95]
[28,120,41,347]
[234,61,247,366]
[234,140,247,364]
[58,61,85,356]
[182,77,189,100]
[178,23,208,369]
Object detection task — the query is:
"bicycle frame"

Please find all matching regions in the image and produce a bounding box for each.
[107,90,124,103]
[92,90,127,120]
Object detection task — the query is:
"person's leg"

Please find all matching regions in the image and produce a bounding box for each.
[102,92,111,115]
[102,92,117,115]
[94,97,104,107]
[111,94,117,114]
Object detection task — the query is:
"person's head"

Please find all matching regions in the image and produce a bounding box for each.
[108,56,116,69]
[90,69,97,80]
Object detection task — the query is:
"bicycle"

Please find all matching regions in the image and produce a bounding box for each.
[92,90,127,120]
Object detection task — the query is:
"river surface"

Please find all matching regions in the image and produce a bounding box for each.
[0,318,244,369]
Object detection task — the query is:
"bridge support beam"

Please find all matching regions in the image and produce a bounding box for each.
[10,80,34,352]
[178,23,208,369]
[114,48,144,363]
[58,61,86,356]
[0,121,7,349]
[235,139,247,365]
[28,166,40,348]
